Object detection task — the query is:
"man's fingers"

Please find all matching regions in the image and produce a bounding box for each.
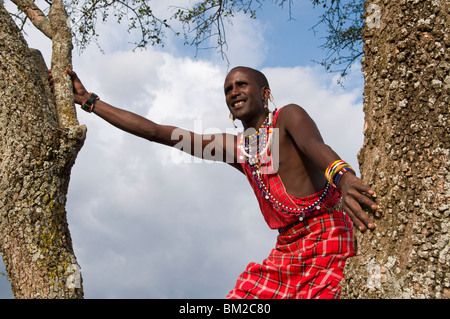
[65,67,81,82]
[348,184,379,210]
[343,208,367,232]
[353,182,377,198]
[65,67,74,77]
[357,193,379,211]
[48,69,54,90]
[339,174,378,231]
[342,197,376,231]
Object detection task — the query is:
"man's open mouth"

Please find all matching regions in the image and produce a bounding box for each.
[233,100,245,108]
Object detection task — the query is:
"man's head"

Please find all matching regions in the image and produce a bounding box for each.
[224,66,271,125]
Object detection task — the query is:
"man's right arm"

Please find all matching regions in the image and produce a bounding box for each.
[62,68,174,145]
[61,68,242,171]
[90,98,175,146]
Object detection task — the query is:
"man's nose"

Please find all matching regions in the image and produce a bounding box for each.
[230,86,240,97]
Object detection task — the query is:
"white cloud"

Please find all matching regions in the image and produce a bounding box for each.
[219,13,268,68]
[149,55,226,124]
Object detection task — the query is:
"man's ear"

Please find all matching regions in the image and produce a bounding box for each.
[262,86,271,102]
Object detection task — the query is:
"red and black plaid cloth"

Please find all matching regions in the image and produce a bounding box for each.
[229,107,356,299]
[227,209,355,299]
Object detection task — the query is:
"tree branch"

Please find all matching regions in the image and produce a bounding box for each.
[49,0,79,128]
[10,0,53,39]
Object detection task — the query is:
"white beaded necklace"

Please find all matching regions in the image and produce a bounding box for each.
[238,111,274,166]
[238,110,331,221]
[250,168,331,221]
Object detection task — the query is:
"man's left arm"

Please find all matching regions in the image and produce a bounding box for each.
[279,104,378,231]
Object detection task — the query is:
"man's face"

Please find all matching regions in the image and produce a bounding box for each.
[224,68,265,122]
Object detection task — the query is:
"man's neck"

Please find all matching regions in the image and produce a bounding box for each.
[242,109,270,131]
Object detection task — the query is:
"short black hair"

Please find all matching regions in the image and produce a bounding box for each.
[229,66,270,88]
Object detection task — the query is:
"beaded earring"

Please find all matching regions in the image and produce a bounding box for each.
[264,90,275,109]
[269,92,277,109]
[229,112,237,128]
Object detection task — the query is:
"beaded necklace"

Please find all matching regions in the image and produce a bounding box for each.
[238,110,331,221]
[238,111,273,167]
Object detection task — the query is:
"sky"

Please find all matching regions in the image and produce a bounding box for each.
[0,0,365,299]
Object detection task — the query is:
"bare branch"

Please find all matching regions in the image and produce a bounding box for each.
[67,0,175,53]
[10,0,53,39]
[310,0,364,79]
[172,0,261,62]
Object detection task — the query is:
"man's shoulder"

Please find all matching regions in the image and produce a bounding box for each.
[276,104,310,123]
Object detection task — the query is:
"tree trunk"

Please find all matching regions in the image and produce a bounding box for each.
[342,0,449,298]
[0,2,85,298]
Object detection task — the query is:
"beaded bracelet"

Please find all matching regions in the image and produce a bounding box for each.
[332,167,356,188]
[81,92,99,113]
[325,160,346,182]
[325,160,356,187]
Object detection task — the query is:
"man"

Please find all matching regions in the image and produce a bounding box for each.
[53,66,378,298]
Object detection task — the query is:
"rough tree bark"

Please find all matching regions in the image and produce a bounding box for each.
[0,1,85,298]
[342,0,449,298]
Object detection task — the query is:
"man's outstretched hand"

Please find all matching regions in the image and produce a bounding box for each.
[48,68,89,105]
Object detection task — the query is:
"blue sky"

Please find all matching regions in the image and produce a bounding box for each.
[0,0,364,299]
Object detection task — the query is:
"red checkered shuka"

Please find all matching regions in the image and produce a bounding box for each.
[227,209,355,299]
[228,108,356,299]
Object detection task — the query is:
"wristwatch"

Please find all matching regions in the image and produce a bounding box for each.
[81,92,99,113]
